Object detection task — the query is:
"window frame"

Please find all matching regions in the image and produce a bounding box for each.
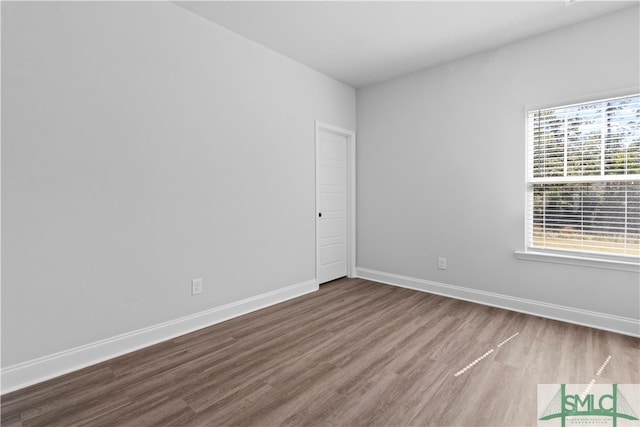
[517,87,640,272]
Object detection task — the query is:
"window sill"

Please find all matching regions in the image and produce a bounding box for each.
[514,250,640,273]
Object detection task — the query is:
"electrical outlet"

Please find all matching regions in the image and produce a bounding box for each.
[438,257,447,270]
[192,278,203,295]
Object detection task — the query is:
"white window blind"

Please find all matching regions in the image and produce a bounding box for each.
[526,94,640,259]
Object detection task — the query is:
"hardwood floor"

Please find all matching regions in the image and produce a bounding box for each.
[2,278,639,426]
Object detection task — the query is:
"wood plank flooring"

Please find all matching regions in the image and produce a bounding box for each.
[2,278,639,426]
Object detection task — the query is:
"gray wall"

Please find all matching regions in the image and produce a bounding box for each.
[356,8,639,319]
[2,2,355,367]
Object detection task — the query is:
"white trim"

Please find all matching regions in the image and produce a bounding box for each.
[315,121,357,281]
[356,267,640,338]
[1,279,318,395]
[515,250,639,272]
[529,174,640,184]
[525,86,640,112]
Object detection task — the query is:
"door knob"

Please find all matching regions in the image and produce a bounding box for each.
[318,212,322,217]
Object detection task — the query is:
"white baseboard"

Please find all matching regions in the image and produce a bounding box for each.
[1,279,318,395]
[356,267,640,338]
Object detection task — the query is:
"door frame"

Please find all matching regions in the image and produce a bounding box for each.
[315,121,356,283]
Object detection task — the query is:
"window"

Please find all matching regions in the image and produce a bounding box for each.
[525,94,640,264]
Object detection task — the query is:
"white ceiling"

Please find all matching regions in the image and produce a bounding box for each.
[174,1,638,88]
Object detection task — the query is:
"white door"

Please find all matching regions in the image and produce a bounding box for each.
[316,127,348,284]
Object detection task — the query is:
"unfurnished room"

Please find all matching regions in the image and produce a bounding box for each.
[1,1,639,426]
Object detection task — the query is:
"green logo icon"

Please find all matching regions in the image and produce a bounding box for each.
[539,384,639,427]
